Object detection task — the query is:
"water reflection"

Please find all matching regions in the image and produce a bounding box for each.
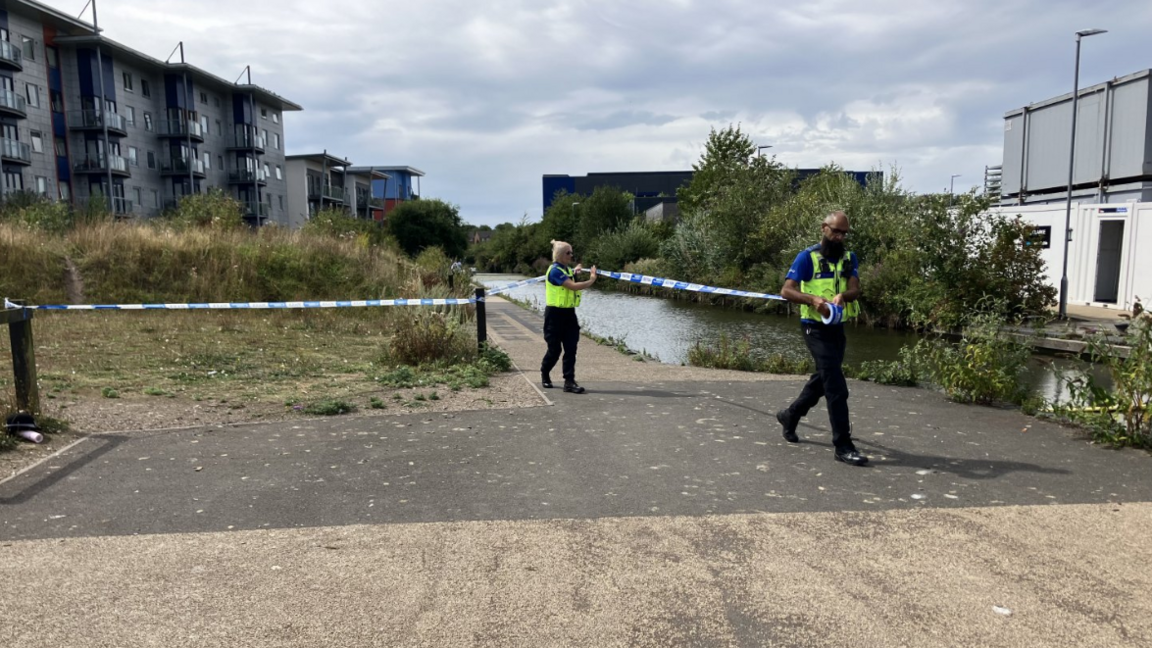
[479,274,1109,403]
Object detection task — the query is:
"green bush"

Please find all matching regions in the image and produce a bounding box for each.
[590,220,661,270]
[386,310,475,366]
[303,399,355,416]
[162,189,245,230]
[917,312,1033,405]
[1053,311,1152,448]
[687,333,812,374]
[478,344,512,373]
[846,344,923,387]
[0,192,78,233]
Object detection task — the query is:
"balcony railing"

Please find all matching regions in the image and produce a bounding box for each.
[157,120,204,140]
[0,138,32,164]
[309,185,348,202]
[69,109,128,134]
[228,169,267,184]
[356,196,385,209]
[73,154,130,175]
[160,157,206,176]
[243,202,270,218]
[0,88,27,117]
[81,197,135,215]
[228,131,266,151]
[0,40,23,71]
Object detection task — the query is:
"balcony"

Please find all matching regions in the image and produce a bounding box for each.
[68,109,128,136]
[227,130,265,153]
[73,154,130,177]
[228,169,268,185]
[0,138,32,165]
[308,184,348,203]
[356,196,385,210]
[160,157,207,178]
[80,197,135,216]
[0,40,23,72]
[0,88,27,119]
[243,202,270,220]
[157,120,204,143]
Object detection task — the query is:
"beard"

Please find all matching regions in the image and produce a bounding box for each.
[820,237,845,260]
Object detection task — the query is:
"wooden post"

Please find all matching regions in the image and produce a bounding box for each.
[474,287,487,352]
[3,301,39,414]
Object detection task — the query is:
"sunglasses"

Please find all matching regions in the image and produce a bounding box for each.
[824,226,850,237]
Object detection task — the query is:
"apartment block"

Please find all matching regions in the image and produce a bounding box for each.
[0,0,301,225]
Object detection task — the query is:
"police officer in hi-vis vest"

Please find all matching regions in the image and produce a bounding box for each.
[777,211,868,466]
[541,240,597,393]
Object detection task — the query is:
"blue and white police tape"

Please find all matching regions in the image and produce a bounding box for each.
[590,269,787,301]
[4,297,476,311]
[485,275,548,296]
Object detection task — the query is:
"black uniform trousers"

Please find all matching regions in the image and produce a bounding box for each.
[541,306,580,382]
[785,322,854,451]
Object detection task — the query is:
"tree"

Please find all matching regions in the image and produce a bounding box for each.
[387,199,468,258]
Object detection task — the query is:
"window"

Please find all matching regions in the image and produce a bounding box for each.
[46,46,59,69]
[214,97,220,108]
[199,91,207,104]
[272,133,280,150]
[35,176,49,196]
[261,128,268,144]
[279,195,284,210]
[4,171,23,192]
[125,106,136,126]
[147,151,156,169]
[275,165,282,180]
[217,155,223,170]
[263,163,270,178]
[200,116,209,135]
[20,36,34,60]
[54,137,67,156]
[59,182,71,201]
[50,90,63,113]
[215,119,221,134]
[25,84,40,108]
[272,112,279,124]
[123,72,133,92]
[141,79,150,97]
[144,112,153,132]
[128,147,138,167]
[203,152,210,170]
[152,189,160,209]
[260,108,267,120]
[30,131,43,153]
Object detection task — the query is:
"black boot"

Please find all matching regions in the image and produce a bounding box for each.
[776,409,799,443]
[563,381,585,394]
[541,373,554,389]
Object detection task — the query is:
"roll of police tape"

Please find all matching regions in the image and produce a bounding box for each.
[820,302,844,325]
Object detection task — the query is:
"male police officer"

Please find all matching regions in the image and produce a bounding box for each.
[777,211,868,466]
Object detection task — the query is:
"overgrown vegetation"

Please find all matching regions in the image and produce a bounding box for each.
[468,124,1055,332]
[687,334,813,375]
[1052,310,1152,449]
[0,192,511,451]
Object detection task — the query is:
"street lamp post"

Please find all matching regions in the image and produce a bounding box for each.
[757,145,772,158]
[949,174,961,206]
[1059,28,1107,321]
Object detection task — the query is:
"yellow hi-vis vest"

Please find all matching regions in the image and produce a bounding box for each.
[545,263,581,308]
[799,250,860,323]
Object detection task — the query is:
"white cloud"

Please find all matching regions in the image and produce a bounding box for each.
[42,0,1152,225]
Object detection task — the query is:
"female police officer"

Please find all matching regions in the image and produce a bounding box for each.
[540,240,597,393]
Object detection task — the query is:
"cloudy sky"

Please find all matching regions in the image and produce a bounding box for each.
[50,0,1152,226]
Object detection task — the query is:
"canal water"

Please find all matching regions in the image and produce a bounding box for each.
[478,274,1109,403]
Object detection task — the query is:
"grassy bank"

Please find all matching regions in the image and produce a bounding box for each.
[1,216,506,450]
